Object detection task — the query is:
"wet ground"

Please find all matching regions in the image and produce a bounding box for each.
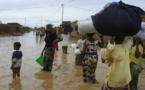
[0,32,145,90]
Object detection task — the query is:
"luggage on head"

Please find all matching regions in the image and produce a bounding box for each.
[78,17,96,35]
[91,1,145,36]
[62,21,73,33]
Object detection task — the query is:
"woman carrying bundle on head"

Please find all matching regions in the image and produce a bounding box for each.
[82,33,99,84]
[101,36,133,90]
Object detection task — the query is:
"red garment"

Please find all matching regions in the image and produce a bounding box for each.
[53,42,58,49]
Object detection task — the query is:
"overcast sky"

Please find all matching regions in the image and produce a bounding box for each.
[0,0,145,27]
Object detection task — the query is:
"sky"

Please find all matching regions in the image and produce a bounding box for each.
[0,0,145,28]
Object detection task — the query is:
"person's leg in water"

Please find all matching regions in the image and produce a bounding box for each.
[12,68,17,79]
[82,60,90,82]
[17,72,20,77]
[43,48,49,71]
[62,46,64,53]
[90,60,98,84]
[65,46,68,54]
[17,67,21,78]
[13,73,16,79]
[48,47,55,72]
[62,46,67,54]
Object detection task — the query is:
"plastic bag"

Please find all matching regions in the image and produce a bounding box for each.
[75,49,81,55]
[36,56,44,66]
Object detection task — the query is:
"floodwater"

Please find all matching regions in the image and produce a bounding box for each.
[0,32,145,90]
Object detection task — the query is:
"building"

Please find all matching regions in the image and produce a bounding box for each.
[0,23,30,35]
[0,20,2,24]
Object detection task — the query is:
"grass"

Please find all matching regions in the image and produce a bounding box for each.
[69,36,80,43]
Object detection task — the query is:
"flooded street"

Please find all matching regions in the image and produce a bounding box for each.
[0,32,145,90]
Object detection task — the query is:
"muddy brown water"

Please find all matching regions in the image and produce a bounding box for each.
[0,32,144,90]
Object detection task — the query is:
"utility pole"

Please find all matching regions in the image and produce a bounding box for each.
[41,17,43,27]
[24,17,26,26]
[61,4,64,24]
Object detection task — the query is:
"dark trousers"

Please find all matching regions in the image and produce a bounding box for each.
[75,53,83,66]
[43,47,55,72]
[62,46,68,54]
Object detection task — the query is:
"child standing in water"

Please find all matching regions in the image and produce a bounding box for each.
[11,42,23,79]
[82,33,98,83]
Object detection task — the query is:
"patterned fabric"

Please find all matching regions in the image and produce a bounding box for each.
[45,31,58,47]
[43,47,55,71]
[102,83,129,90]
[82,39,98,81]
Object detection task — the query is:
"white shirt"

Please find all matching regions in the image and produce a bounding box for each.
[61,34,70,46]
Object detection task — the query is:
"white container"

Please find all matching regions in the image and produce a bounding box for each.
[78,17,96,35]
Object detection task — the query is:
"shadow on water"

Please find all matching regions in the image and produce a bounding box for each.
[35,71,54,90]
[61,53,67,64]
[9,78,22,90]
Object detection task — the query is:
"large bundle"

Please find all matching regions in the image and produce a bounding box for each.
[91,1,145,36]
[62,21,73,33]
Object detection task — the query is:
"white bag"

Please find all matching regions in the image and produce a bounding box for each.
[75,49,81,55]
[71,43,77,50]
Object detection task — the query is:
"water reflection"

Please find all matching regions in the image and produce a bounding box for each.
[39,36,44,45]
[35,35,39,44]
[35,71,53,90]
[61,53,67,64]
[34,32,44,45]
[9,78,22,90]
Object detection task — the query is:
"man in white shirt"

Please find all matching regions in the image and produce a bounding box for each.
[61,31,70,54]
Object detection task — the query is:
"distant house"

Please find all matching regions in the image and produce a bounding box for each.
[7,23,23,32]
[0,23,25,35]
[70,21,79,37]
